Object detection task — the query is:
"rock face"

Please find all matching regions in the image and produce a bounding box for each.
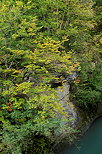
[53,81,102,153]
[77,103,102,136]
[56,82,77,127]
[52,82,78,151]
[53,82,102,152]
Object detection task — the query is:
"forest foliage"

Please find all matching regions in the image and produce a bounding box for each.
[0,0,102,153]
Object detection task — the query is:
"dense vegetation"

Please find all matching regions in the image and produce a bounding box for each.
[0,0,102,153]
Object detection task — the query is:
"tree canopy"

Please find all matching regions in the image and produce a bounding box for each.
[0,0,102,153]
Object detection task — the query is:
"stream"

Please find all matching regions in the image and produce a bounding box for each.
[61,116,102,154]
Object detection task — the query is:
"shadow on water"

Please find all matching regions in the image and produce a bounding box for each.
[55,116,102,154]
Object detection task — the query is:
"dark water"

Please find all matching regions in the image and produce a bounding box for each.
[62,117,102,154]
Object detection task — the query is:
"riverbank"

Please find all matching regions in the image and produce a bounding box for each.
[53,103,102,154]
[62,116,102,154]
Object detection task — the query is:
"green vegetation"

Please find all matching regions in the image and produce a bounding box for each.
[0,0,102,153]
[74,0,102,108]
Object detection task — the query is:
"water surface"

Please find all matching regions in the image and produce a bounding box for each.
[62,117,102,154]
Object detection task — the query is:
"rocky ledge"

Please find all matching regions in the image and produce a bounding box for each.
[52,82,102,153]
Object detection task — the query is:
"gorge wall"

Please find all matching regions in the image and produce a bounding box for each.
[53,81,102,153]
